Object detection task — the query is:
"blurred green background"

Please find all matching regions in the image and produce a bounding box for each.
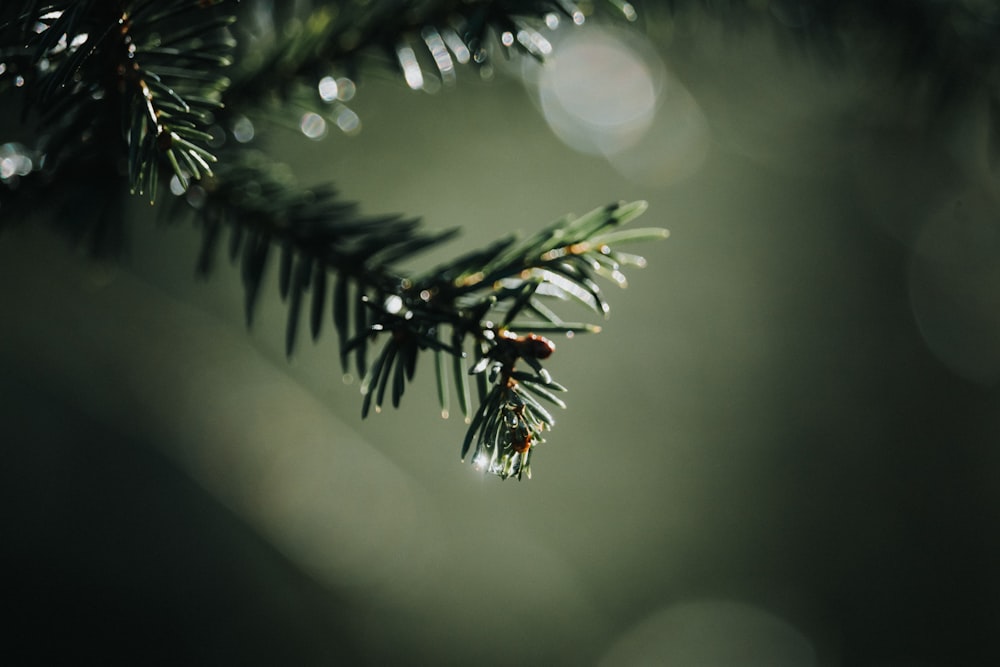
[3,5,1000,665]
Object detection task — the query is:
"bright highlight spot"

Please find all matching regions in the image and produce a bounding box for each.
[529,26,710,186]
[169,174,188,196]
[335,77,356,101]
[397,45,424,90]
[299,112,328,140]
[422,26,456,85]
[538,29,657,156]
[441,28,470,64]
[517,28,552,57]
[472,453,489,470]
[232,115,254,143]
[318,75,338,102]
[384,295,403,314]
[335,106,361,134]
[0,143,34,183]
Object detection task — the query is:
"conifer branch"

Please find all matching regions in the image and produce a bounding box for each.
[175,152,663,478]
[1,0,665,480]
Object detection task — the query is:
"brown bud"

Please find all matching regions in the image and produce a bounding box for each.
[512,432,532,454]
[519,334,555,360]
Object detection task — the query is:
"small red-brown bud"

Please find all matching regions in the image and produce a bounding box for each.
[519,333,555,359]
[512,432,532,454]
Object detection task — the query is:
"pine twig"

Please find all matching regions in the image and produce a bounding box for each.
[0,0,668,481]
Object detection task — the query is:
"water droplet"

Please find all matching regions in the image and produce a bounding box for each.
[422,26,455,84]
[335,77,356,101]
[299,112,327,140]
[0,158,15,180]
[15,75,25,87]
[396,45,424,90]
[501,31,514,47]
[518,29,552,56]
[334,106,361,134]
[545,13,560,30]
[384,294,403,314]
[231,115,254,143]
[441,29,470,64]
[169,174,187,196]
[318,75,338,102]
[0,144,34,179]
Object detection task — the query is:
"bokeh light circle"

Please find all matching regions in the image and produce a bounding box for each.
[531,26,710,186]
[909,188,1000,385]
[598,599,818,666]
[537,29,657,156]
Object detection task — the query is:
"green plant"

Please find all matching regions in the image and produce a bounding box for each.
[0,0,665,479]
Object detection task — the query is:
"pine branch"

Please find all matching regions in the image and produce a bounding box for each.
[226,0,632,89]
[119,1,236,200]
[342,201,662,481]
[4,0,1000,482]
[0,0,238,245]
[215,0,640,146]
[1,0,667,481]
[173,150,664,478]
